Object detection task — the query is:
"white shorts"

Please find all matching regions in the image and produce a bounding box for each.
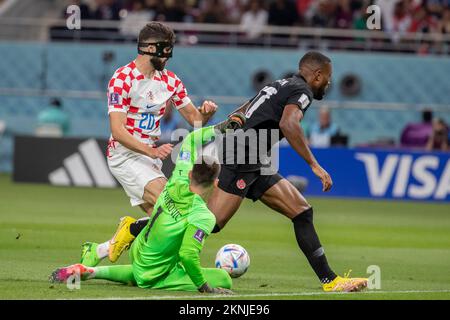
[107,144,165,207]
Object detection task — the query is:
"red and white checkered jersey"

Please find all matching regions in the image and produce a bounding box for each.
[107,60,191,149]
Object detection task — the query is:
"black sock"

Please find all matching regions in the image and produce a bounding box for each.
[292,207,337,284]
[129,218,150,237]
[211,224,221,233]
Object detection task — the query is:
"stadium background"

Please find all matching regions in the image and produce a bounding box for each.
[0,0,449,300]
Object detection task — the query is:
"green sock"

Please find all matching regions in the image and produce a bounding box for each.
[93,265,136,285]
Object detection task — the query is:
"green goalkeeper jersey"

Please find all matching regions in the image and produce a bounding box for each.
[130,126,217,289]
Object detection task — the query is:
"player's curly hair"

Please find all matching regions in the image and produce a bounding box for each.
[192,156,221,188]
[138,22,175,45]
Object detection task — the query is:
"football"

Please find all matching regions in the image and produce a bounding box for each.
[215,244,250,278]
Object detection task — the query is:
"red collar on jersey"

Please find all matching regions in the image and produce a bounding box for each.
[137,41,174,58]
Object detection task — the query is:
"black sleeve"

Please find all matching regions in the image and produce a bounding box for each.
[285,86,313,114]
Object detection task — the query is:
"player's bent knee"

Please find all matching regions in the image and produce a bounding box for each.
[292,196,311,213]
[292,206,313,221]
[290,193,311,211]
[299,204,312,213]
[144,177,166,190]
[142,179,166,204]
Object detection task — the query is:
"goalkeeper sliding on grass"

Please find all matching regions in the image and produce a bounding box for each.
[50,116,245,293]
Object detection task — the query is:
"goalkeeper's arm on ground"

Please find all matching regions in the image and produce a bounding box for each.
[178,223,232,294]
[178,224,210,288]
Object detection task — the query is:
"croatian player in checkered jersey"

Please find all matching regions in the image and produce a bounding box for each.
[81,22,218,265]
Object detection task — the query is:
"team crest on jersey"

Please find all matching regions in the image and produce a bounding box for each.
[236,179,246,190]
[146,90,155,101]
[193,229,205,243]
[109,92,120,105]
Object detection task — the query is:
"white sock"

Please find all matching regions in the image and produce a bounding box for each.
[96,241,110,260]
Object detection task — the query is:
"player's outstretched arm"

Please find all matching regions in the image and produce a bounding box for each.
[178,224,207,288]
[280,104,333,192]
[178,126,216,162]
[178,112,246,166]
[170,126,218,184]
[178,100,218,127]
[173,115,245,180]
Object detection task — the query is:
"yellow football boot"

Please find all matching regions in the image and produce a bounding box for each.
[108,216,137,263]
[323,270,368,292]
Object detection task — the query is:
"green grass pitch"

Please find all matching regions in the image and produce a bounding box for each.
[0,174,449,300]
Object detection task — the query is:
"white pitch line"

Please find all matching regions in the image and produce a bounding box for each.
[72,289,450,300]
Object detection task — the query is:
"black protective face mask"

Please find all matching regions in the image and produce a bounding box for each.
[137,41,174,58]
[138,41,173,71]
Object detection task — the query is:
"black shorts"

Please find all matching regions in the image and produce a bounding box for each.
[218,165,283,201]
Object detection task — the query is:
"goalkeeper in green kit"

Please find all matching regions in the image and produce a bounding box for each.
[50,115,245,294]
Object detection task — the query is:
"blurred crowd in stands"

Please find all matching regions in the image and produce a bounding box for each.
[57,0,450,54]
[401,109,449,151]
[68,0,450,33]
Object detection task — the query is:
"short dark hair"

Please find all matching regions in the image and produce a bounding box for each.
[191,156,220,187]
[50,98,62,109]
[299,51,331,70]
[422,109,433,123]
[138,22,175,46]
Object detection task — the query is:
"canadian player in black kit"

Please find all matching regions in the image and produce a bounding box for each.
[92,51,368,292]
[208,51,368,292]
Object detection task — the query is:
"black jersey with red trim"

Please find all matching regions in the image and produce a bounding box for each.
[222,74,314,171]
